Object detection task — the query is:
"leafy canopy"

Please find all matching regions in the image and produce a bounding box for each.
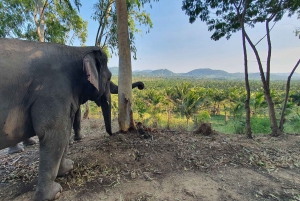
[92,0,155,59]
[182,0,300,40]
[0,0,87,45]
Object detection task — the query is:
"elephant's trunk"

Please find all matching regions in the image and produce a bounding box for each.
[100,85,112,135]
[110,81,145,94]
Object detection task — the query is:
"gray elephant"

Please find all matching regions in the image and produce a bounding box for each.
[72,81,145,141]
[0,38,139,200]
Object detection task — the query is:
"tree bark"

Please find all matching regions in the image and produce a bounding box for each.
[116,0,135,132]
[242,29,252,139]
[34,0,47,42]
[279,59,300,131]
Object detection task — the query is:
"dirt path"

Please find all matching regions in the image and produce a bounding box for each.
[1,119,300,201]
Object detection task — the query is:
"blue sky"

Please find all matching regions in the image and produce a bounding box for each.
[77,1,300,73]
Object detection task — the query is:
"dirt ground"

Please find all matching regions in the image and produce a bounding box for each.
[1,119,300,201]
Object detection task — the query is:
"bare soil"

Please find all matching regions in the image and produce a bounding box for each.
[1,119,300,201]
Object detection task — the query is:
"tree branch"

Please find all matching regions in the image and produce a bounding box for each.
[279,59,300,131]
[254,22,276,46]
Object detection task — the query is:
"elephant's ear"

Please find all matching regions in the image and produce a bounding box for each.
[83,53,99,91]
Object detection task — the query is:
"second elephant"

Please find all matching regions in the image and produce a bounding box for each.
[73,81,145,140]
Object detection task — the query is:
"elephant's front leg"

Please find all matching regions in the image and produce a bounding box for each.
[57,135,74,177]
[34,118,74,201]
[73,109,82,141]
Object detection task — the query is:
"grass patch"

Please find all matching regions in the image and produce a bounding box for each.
[250,117,271,134]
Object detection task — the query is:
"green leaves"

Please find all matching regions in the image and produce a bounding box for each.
[92,0,154,59]
[182,0,300,40]
[0,0,33,38]
[0,0,87,45]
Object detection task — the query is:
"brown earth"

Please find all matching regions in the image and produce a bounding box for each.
[0,119,300,201]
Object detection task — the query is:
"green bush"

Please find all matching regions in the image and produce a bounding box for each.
[284,114,300,133]
[193,110,211,124]
[250,117,271,134]
[233,120,246,134]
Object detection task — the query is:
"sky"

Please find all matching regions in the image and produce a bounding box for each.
[77,1,300,74]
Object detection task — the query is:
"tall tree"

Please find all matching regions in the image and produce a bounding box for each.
[116,0,134,132]
[92,0,153,58]
[235,0,252,138]
[35,0,46,42]
[0,0,87,45]
[82,0,154,120]
[279,59,300,131]
[182,0,300,137]
[114,0,158,132]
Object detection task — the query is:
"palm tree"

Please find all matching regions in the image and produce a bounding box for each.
[180,88,206,126]
[251,91,266,115]
[228,87,247,134]
[209,89,227,115]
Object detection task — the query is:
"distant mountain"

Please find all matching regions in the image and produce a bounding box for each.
[183,68,229,76]
[109,67,119,75]
[149,69,177,76]
[134,69,152,73]
[180,68,230,78]
[108,67,300,80]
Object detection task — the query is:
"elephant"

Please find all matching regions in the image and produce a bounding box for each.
[0,38,143,200]
[72,81,144,141]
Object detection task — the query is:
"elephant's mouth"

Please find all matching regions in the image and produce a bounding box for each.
[95,94,104,106]
[95,97,102,107]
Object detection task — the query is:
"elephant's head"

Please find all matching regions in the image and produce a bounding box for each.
[83,48,112,135]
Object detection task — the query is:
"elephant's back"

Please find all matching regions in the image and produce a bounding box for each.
[0,38,74,61]
[0,38,98,59]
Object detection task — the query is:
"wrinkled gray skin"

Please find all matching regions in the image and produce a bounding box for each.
[0,38,114,200]
[73,81,145,141]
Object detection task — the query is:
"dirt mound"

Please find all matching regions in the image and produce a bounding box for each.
[193,123,213,135]
[0,119,300,201]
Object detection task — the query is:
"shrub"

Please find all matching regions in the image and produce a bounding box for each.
[250,117,271,134]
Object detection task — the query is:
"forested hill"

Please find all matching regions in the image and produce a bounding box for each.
[109,67,300,80]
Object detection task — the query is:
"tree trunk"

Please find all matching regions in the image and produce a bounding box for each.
[242,37,252,138]
[236,1,252,138]
[241,23,252,138]
[279,59,300,131]
[225,112,228,123]
[265,20,282,137]
[116,0,135,132]
[34,0,47,42]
